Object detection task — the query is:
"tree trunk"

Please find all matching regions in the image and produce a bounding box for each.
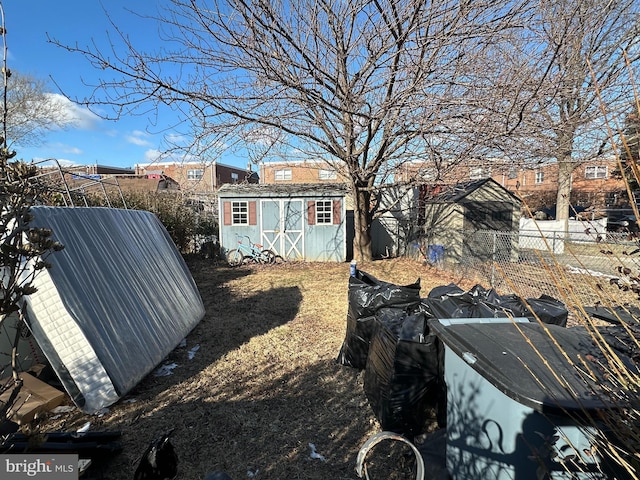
[555,158,574,223]
[555,125,576,226]
[352,188,373,261]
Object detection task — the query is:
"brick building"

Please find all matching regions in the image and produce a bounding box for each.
[135,161,253,194]
[259,159,348,184]
[397,157,628,213]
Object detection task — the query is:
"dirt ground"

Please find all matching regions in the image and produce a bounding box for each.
[28,257,473,479]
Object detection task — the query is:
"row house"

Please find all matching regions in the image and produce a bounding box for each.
[259,159,348,185]
[258,157,629,216]
[493,158,628,213]
[389,158,629,214]
[135,160,254,195]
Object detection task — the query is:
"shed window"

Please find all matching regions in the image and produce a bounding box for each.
[307,199,341,225]
[187,169,204,180]
[275,169,292,181]
[316,200,333,224]
[585,165,607,179]
[232,201,249,225]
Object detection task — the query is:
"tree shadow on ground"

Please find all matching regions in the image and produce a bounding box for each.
[87,359,381,480]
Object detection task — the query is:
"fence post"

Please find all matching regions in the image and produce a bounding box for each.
[491,231,497,287]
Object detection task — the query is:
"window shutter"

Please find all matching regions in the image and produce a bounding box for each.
[307,201,316,225]
[249,201,257,225]
[223,201,231,226]
[333,200,341,224]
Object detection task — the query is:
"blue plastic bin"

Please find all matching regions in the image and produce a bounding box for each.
[427,244,445,263]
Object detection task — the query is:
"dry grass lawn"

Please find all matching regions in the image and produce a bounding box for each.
[34,257,473,479]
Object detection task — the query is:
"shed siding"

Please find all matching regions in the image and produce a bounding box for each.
[304,199,344,261]
[422,179,521,263]
[218,184,347,262]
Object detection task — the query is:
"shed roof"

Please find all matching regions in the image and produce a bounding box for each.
[425,178,521,204]
[217,182,349,198]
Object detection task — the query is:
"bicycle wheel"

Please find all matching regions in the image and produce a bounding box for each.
[260,249,276,264]
[226,249,246,267]
[261,250,285,264]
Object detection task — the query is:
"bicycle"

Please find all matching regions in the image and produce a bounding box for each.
[226,234,284,266]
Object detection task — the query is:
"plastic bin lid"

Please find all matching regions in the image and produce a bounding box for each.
[430,319,619,414]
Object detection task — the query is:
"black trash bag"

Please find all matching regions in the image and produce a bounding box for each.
[485,292,533,318]
[425,284,569,327]
[491,293,568,326]
[422,290,511,320]
[524,294,568,327]
[363,310,443,437]
[368,304,434,339]
[593,324,640,367]
[583,304,640,325]
[417,429,450,480]
[337,270,422,369]
[427,283,465,299]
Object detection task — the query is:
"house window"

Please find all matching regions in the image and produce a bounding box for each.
[585,165,608,179]
[187,169,204,180]
[319,169,337,180]
[419,168,437,181]
[316,200,333,224]
[232,201,248,225]
[275,169,292,181]
[535,171,544,184]
[469,166,491,180]
[231,172,239,184]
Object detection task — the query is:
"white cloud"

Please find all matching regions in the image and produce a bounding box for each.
[49,143,83,155]
[144,148,200,164]
[165,133,188,145]
[126,130,153,147]
[31,157,80,168]
[55,158,80,167]
[45,93,101,129]
[144,149,164,162]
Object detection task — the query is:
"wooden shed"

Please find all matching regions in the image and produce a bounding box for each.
[422,178,521,263]
[371,186,421,258]
[217,183,349,262]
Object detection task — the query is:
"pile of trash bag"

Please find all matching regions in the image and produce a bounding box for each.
[336,270,422,370]
[337,269,569,438]
[363,307,444,436]
[422,283,568,327]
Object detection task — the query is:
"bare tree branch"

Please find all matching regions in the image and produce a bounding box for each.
[48,0,537,259]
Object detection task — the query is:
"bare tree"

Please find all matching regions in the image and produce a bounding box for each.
[1,71,71,148]
[50,0,533,260]
[513,0,640,222]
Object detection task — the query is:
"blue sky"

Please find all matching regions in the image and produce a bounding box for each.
[2,1,245,170]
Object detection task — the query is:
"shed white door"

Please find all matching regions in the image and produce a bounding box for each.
[260,199,304,260]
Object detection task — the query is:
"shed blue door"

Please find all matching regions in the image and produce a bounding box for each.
[260,199,304,260]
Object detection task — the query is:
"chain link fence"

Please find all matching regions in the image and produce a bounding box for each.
[412,228,640,313]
